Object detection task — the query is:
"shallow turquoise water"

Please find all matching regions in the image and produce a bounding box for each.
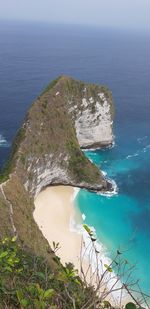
[76,141,150,295]
[0,20,150,296]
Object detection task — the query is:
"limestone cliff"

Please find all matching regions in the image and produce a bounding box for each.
[11,76,114,196]
[0,76,114,260]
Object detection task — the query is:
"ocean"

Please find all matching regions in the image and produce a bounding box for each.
[0,20,150,294]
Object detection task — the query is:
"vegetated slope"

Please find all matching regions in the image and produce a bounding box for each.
[0,236,95,308]
[0,77,148,308]
[0,76,114,266]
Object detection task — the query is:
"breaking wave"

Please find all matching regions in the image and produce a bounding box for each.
[0,134,10,148]
[70,217,125,301]
[137,136,148,144]
[99,176,118,197]
[126,143,150,160]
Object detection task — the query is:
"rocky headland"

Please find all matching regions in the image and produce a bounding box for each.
[0,76,114,262]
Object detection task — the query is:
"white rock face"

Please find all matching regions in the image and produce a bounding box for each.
[34,165,70,197]
[74,96,113,148]
[24,154,71,197]
[22,88,113,196]
[24,151,106,197]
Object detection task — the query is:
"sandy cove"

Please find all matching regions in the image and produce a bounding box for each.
[33,185,82,270]
[33,185,132,306]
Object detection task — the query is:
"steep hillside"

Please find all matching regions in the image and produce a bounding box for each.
[0,76,114,260]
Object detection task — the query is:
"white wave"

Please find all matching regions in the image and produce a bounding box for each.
[82,213,86,221]
[137,136,148,143]
[143,144,150,153]
[71,187,80,202]
[84,153,117,197]
[0,134,10,147]
[108,138,115,149]
[126,152,139,159]
[70,219,126,302]
[102,170,107,177]
[99,178,118,197]
[126,143,150,160]
[82,226,127,302]
[100,170,118,197]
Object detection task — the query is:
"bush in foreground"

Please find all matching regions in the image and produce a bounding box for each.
[0,235,149,309]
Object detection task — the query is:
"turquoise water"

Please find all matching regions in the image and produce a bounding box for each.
[0,20,150,296]
[76,140,150,294]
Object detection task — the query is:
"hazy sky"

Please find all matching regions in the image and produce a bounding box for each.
[0,0,150,30]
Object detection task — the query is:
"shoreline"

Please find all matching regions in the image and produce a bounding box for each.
[33,185,130,305]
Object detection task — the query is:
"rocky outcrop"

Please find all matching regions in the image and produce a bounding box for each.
[0,76,114,263]
[1,76,114,198]
[73,94,113,148]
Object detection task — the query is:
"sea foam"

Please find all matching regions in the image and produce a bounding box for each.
[0,134,10,147]
[126,142,150,160]
[70,214,126,303]
[99,170,118,197]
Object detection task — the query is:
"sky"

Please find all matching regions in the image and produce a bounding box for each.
[0,0,150,30]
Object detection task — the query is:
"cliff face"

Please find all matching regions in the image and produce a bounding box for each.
[9,76,114,197]
[0,76,114,259]
[73,91,113,149]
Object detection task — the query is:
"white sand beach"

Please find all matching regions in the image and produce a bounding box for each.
[34,185,131,305]
[34,185,82,270]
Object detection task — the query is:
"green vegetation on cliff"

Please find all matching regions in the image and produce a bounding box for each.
[66,138,100,183]
[0,76,113,188]
[0,76,113,280]
[0,236,90,308]
[0,234,148,308]
[0,77,118,308]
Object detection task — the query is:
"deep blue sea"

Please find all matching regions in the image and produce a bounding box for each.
[0,20,150,294]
